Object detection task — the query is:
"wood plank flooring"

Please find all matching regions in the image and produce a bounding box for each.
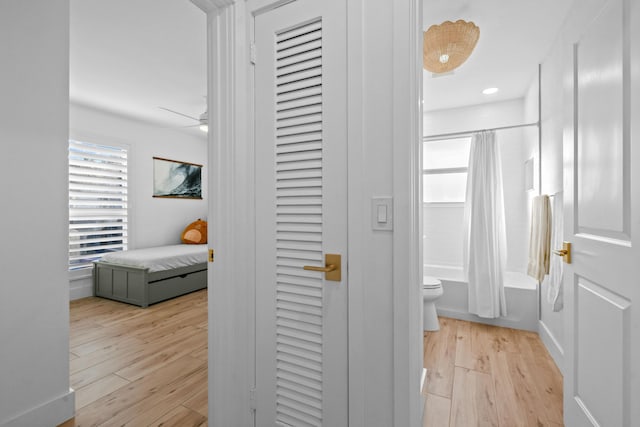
[62,294,562,426]
[61,290,208,427]
[422,317,564,427]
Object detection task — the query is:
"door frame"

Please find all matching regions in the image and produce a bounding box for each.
[192,0,423,425]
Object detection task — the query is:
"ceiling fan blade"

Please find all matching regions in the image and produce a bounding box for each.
[160,123,202,129]
[158,106,199,121]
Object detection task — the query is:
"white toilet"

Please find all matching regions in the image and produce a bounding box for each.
[423,276,443,331]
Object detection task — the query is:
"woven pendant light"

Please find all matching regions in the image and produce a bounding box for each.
[423,20,480,73]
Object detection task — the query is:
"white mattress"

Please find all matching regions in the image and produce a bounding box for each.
[100,244,207,273]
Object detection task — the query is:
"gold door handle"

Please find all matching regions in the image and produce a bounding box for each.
[303,254,341,281]
[552,241,571,264]
[303,264,337,273]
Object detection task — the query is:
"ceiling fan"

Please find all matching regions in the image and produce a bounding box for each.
[159,106,208,132]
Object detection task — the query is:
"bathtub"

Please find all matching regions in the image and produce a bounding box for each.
[424,264,539,331]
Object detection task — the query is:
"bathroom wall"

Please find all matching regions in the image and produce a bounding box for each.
[524,39,565,372]
[423,99,531,274]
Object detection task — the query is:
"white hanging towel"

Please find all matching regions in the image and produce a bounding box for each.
[545,193,564,311]
[527,195,552,281]
[462,131,507,318]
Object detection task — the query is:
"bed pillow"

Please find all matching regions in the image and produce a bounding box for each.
[181,219,207,244]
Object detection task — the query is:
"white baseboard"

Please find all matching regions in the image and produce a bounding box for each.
[70,277,93,300]
[1,388,75,427]
[538,320,564,374]
[421,368,427,421]
[436,307,538,332]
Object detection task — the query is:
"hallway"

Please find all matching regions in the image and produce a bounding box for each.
[62,290,208,427]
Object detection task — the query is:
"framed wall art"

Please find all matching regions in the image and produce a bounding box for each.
[153,157,202,199]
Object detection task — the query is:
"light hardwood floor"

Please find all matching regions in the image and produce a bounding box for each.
[62,293,562,426]
[422,317,564,427]
[61,290,208,427]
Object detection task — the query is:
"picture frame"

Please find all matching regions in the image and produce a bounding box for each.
[153,157,202,199]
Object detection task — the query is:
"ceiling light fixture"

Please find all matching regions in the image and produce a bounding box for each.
[482,87,499,95]
[423,20,480,74]
[199,111,208,133]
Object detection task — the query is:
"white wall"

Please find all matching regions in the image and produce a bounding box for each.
[69,103,208,299]
[359,4,395,425]
[524,40,565,371]
[423,99,531,274]
[0,1,75,426]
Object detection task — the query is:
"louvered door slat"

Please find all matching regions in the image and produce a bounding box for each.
[277,223,323,233]
[277,112,322,129]
[277,276,324,290]
[276,122,322,138]
[277,370,323,392]
[277,85,322,103]
[277,20,322,41]
[276,248,322,259]
[277,188,323,198]
[277,94,322,112]
[277,161,323,173]
[275,177,323,188]
[278,76,323,95]
[277,67,322,86]
[275,133,322,147]
[277,169,322,181]
[276,239,322,252]
[277,388,323,411]
[277,38,321,60]
[275,103,321,121]
[276,400,322,427]
[277,377,323,400]
[277,311,323,326]
[277,360,322,382]
[277,28,321,52]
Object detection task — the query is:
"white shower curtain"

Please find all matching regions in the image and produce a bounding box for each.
[462,131,507,318]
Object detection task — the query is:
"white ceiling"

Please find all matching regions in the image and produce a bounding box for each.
[69,0,574,129]
[70,0,207,132]
[422,0,573,112]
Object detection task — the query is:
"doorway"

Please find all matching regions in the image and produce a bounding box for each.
[67,0,209,424]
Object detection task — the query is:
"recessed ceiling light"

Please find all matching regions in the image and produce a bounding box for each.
[482,87,499,95]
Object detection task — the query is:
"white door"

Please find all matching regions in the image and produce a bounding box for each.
[563,0,639,425]
[254,0,348,425]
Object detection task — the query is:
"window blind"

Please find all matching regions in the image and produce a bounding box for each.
[69,140,128,271]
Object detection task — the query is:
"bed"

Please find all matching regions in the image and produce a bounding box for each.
[93,244,208,307]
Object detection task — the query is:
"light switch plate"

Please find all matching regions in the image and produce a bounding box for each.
[372,197,393,231]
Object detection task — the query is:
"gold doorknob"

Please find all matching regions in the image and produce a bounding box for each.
[303,254,341,282]
[552,241,571,264]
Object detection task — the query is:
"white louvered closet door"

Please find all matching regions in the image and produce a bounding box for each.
[255,0,348,426]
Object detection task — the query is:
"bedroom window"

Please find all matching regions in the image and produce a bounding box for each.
[423,136,471,203]
[69,140,128,271]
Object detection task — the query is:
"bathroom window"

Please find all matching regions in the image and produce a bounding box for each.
[423,137,470,203]
[423,136,471,268]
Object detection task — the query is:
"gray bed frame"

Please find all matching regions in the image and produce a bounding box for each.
[93,261,207,307]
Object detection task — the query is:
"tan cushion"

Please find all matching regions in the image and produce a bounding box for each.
[181,219,207,244]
